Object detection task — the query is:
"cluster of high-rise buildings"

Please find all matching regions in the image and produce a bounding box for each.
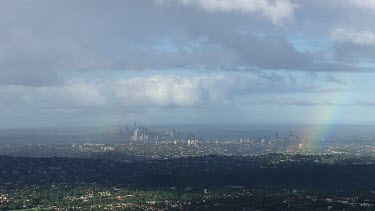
[124,123,181,142]
[131,126,156,141]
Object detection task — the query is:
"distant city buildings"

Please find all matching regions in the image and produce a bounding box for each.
[126,123,182,142]
[132,126,148,141]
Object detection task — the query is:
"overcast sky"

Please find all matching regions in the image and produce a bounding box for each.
[1,0,375,128]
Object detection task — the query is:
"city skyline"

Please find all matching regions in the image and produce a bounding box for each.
[1,0,375,128]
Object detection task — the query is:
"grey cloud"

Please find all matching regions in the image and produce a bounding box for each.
[0,0,358,88]
[0,0,374,88]
[114,32,313,71]
[208,32,312,70]
[0,73,345,112]
[325,76,347,85]
[157,0,298,25]
[260,98,327,107]
[333,42,375,64]
[329,28,375,64]
[0,68,62,86]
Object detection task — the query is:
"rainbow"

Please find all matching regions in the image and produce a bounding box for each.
[301,88,349,153]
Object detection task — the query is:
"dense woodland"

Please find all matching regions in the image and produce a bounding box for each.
[1,154,375,190]
[0,154,375,209]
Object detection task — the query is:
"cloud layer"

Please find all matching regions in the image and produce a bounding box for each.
[158,0,297,25]
[0,0,375,126]
[331,27,375,46]
[0,73,347,111]
[0,0,373,88]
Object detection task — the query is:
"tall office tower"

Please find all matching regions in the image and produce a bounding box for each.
[289,131,294,142]
[140,127,145,141]
[275,131,280,141]
[143,127,148,141]
[132,128,139,141]
[155,132,159,141]
[169,129,176,138]
[289,131,299,143]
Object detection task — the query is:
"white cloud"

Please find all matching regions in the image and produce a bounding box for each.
[157,0,297,25]
[0,81,108,109]
[330,27,375,46]
[349,0,375,10]
[0,75,234,110]
[111,76,208,107]
[0,72,345,113]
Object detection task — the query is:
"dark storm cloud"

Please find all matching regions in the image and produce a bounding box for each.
[208,32,312,70]
[260,98,331,107]
[0,68,62,86]
[0,0,359,87]
[333,42,375,64]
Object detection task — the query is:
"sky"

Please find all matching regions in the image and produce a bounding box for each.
[1,0,375,128]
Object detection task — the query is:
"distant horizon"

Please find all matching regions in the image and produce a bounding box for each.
[1,122,374,131]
